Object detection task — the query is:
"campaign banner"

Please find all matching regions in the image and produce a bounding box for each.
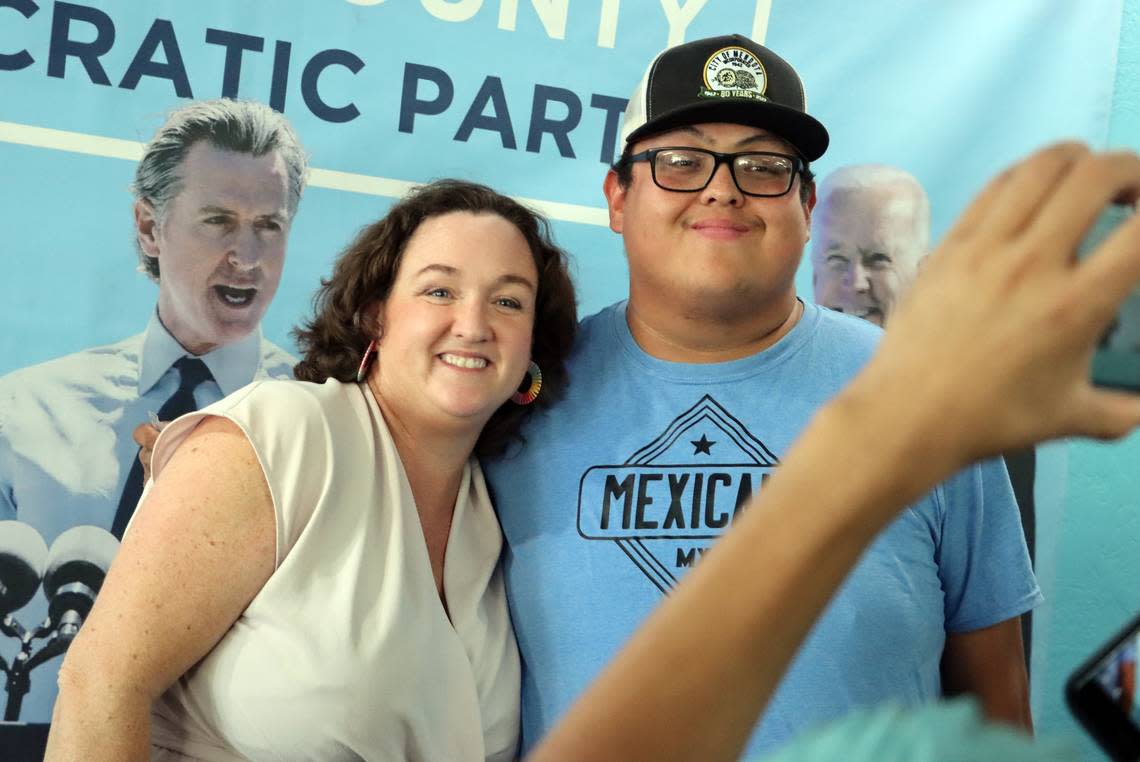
[0,1,1123,369]
[0,0,1123,746]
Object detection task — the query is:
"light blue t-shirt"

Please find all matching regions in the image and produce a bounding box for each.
[484,300,1042,757]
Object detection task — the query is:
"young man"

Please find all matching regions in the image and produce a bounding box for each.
[484,35,1039,756]
[0,99,307,724]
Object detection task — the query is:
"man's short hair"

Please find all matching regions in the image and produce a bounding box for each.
[131,99,309,281]
[814,165,930,252]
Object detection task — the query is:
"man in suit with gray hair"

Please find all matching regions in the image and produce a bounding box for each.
[0,98,307,727]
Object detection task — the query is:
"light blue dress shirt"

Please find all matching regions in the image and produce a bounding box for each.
[0,311,295,722]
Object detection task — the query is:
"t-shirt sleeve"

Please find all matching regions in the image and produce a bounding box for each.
[936,456,1043,633]
[149,380,331,568]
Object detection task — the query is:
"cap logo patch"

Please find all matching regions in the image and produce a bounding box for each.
[700,46,767,101]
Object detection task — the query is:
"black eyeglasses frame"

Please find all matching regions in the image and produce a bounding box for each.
[624,147,806,198]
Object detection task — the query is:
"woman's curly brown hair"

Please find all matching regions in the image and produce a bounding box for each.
[293,179,577,456]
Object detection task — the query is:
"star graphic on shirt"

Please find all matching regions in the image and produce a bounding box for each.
[691,434,716,455]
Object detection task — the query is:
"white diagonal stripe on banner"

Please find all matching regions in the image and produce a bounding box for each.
[0,120,144,161]
[0,120,610,227]
[306,167,418,199]
[751,0,773,43]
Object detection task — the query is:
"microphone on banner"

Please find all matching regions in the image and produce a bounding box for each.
[41,526,120,644]
[1,525,119,721]
[0,521,50,722]
[0,521,49,617]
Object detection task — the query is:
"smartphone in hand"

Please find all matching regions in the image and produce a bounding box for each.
[1080,204,1140,390]
[1067,611,1140,761]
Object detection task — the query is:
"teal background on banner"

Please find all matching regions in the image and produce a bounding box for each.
[1039,2,1140,760]
[1,1,1138,757]
[0,0,1125,370]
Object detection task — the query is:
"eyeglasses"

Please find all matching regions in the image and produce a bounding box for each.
[625,147,805,197]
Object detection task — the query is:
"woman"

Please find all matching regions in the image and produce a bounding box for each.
[47,179,577,760]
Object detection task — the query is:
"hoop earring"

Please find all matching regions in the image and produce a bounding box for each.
[511,360,543,405]
[356,340,377,383]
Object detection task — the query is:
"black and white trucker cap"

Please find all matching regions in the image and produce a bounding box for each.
[620,34,830,161]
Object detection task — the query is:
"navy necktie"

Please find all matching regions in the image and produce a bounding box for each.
[112,357,214,538]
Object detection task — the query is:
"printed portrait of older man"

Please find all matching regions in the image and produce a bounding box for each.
[811,164,930,326]
[0,98,308,726]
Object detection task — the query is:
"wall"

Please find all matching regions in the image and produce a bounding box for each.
[1038,1,1140,758]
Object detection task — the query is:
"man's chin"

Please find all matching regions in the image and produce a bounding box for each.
[206,310,264,346]
[847,307,885,327]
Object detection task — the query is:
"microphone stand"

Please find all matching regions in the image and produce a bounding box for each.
[1,580,96,721]
[1,611,66,722]
[0,523,118,725]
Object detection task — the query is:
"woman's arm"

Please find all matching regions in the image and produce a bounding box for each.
[530,144,1140,762]
[45,416,276,761]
